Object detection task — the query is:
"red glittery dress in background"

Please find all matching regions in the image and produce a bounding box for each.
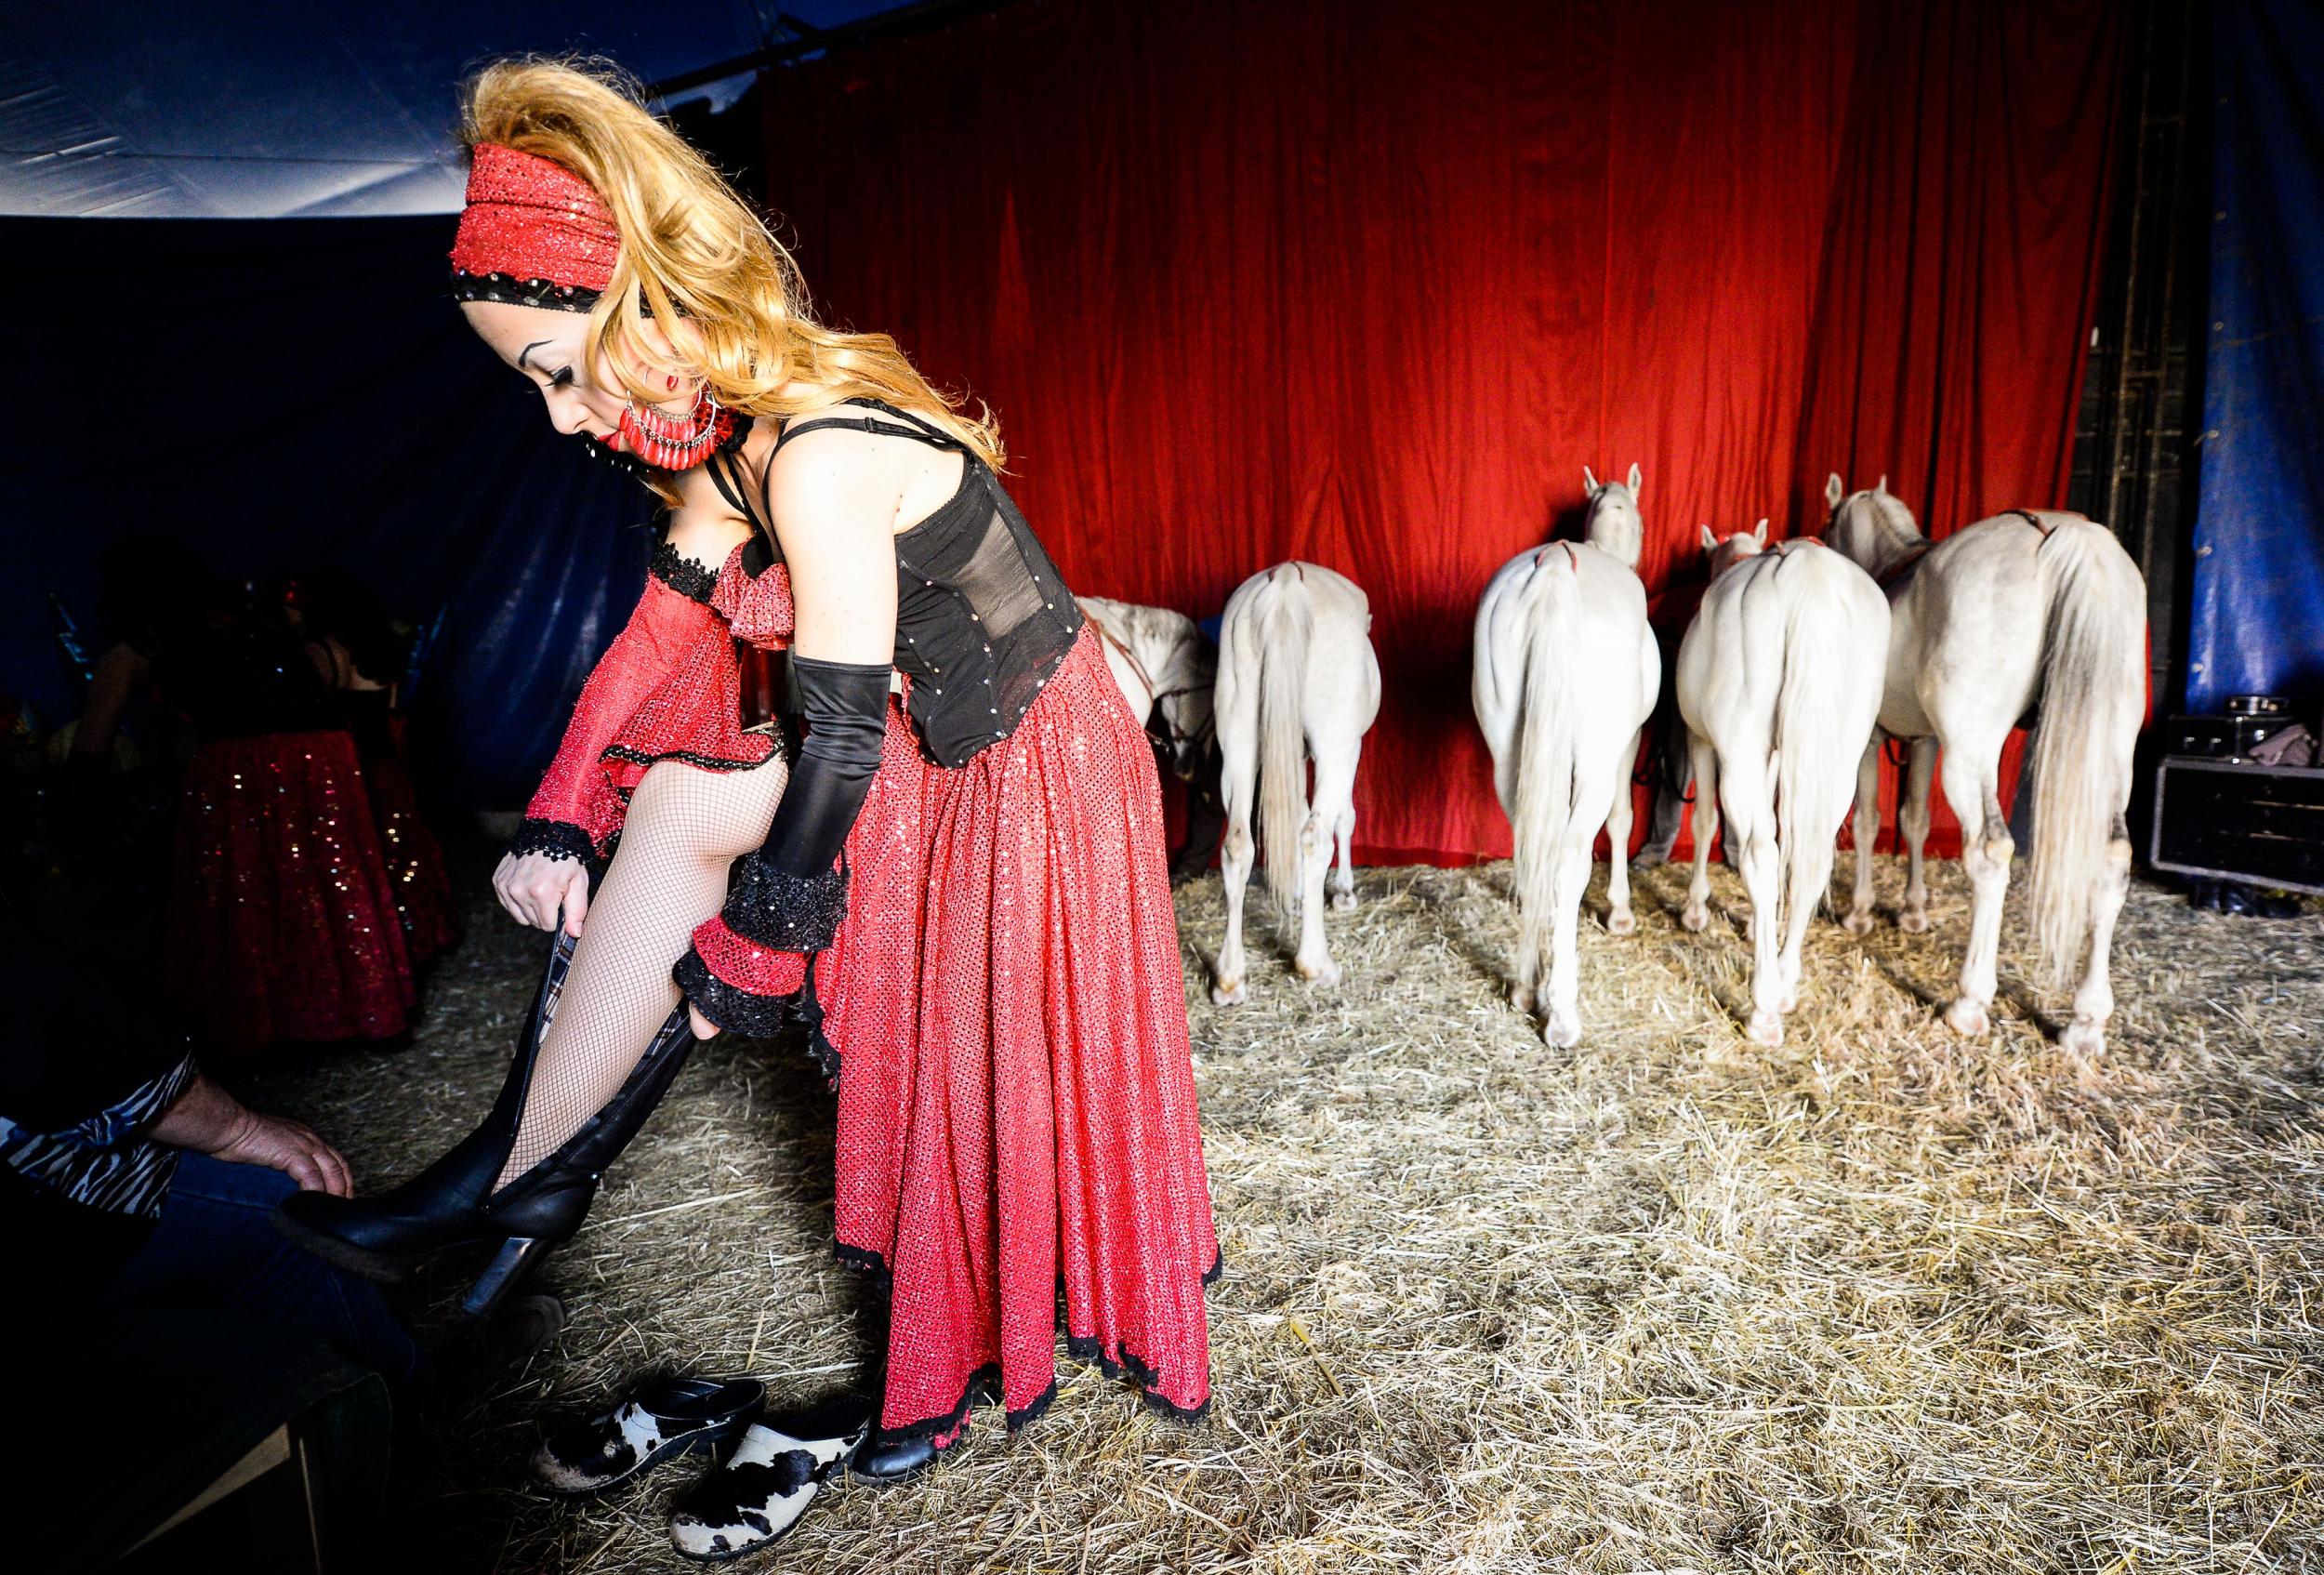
[164,626,416,1053]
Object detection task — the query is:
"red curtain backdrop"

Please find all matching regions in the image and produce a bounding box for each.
[761,0,2125,863]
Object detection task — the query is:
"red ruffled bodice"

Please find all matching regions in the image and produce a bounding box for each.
[517,541,793,861]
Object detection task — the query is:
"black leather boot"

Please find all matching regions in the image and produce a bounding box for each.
[276,933,699,1317]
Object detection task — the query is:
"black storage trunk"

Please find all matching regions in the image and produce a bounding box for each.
[2150,756,2324,894]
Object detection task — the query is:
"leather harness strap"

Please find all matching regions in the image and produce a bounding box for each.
[2007,507,2058,539]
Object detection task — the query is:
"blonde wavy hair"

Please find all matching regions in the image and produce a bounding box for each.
[461,58,1002,487]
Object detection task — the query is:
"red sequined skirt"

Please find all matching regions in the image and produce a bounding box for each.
[809,626,1218,1439]
[363,753,459,967]
[166,731,417,1053]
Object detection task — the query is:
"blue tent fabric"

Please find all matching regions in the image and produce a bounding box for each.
[2189,0,2324,714]
[2,214,659,807]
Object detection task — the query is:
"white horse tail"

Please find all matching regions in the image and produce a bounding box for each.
[1772,562,1853,935]
[1512,562,1581,965]
[2027,522,2146,989]
[1257,570,1313,919]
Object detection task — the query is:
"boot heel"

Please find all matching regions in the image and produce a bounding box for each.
[463,1237,549,1318]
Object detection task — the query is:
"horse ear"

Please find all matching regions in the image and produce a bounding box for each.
[1627,462,1643,495]
[1825,472,1845,510]
[1875,474,1888,496]
[1752,518,1769,546]
[1698,524,1718,553]
[1582,465,1601,498]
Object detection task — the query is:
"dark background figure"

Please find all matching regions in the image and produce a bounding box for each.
[144,562,421,1054]
[290,566,462,965]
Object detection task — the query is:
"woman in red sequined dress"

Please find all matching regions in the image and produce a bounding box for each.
[279,61,1215,1473]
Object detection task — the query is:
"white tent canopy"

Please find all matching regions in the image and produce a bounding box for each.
[1,1,904,217]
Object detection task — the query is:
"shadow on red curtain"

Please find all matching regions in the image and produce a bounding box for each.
[761,0,2124,864]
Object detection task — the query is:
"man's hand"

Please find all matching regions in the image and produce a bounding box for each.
[209,1110,353,1197]
[149,1072,353,1196]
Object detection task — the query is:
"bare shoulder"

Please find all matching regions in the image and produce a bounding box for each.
[763,410,914,536]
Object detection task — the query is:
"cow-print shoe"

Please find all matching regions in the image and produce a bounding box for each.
[667,1396,875,1562]
[532,1374,765,1498]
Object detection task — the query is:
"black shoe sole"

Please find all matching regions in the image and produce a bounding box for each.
[271,1208,455,1285]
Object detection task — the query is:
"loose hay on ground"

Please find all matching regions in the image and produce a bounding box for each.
[244,857,2324,1573]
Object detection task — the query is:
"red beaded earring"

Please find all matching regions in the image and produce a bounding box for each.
[617,385,730,470]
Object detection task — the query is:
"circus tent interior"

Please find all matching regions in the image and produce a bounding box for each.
[5,1,2324,1570]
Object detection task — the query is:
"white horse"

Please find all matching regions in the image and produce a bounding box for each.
[1077,594,1217,781]
[1472,465,1659,1046]
[1675,520,1891,1045]
[1210,562,1381,1003]
[1825,475,2147,1053]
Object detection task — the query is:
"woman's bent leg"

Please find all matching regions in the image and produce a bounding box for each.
[495,757,786,1185]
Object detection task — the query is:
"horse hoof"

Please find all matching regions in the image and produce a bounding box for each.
[1631,850,1668,872]
[1329,888,1356,913]
[1512,986,1536,1015]
[1900,907,1930,934]
[1778,987,1799,1014]
[1747,1009,1784,1047]
[1542,1012,1581,1049]
[1681,906,1708,933]
[1842,909,1874,937]
[2062,1016,2108,1057]
[1210,979,1246,1007]
[1944,997,1989,1037]
[1606,907,1636,937]
[1298,959,1341,988]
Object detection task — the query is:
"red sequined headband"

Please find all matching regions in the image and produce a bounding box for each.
[449,143,619,311]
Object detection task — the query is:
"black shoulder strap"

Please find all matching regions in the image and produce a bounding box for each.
[772,396,967,455]
[705,446,760,529]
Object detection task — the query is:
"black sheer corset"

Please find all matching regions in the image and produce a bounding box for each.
[893,462,1083,767]
[765,398,1084,769]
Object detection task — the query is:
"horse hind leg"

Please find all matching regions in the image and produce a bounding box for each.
[1209,683,1261,1006]
[1939,735,2014,1037]
[1899,737,1937,933]
[1844,736,1881,935]
[2063,809,2133,1057]
[1682,735,1720,933]
[1328,739,1362,913]
[1603,728,1642,936]
[1539,841,1592,1047]
[1297,735,1358,984]
[1721,755,1785,1047]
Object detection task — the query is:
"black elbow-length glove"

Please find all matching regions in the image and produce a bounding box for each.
[675,655,892,1035]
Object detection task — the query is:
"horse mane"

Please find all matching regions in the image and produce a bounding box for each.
[1864,490,1923,554]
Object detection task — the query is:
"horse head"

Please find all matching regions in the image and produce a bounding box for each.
[1581,462,1645,569]
[1697,518,1768,579]
[1821,472,1922,577]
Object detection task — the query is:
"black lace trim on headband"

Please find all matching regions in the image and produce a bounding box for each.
[450,269,602,313]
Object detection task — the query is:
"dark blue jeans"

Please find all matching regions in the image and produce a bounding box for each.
[102,1153,420,1386]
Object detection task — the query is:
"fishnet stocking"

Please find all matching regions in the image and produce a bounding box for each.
[495,755,788,1185]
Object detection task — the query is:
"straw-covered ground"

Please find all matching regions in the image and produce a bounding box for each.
[249,856,2324,1573]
